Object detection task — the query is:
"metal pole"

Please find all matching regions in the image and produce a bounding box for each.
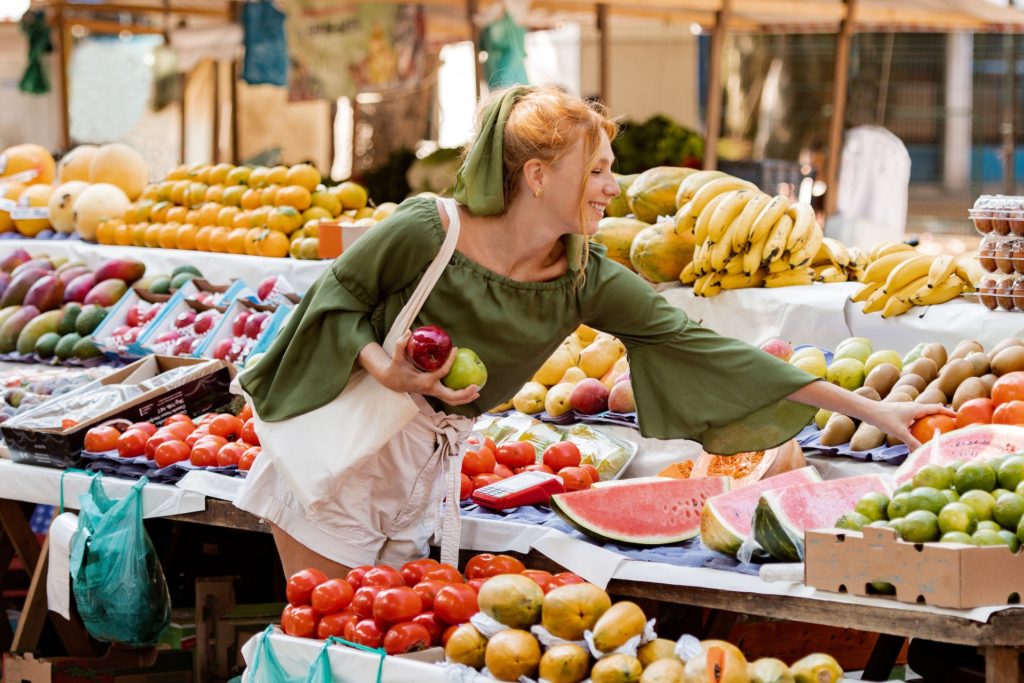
[703,0,732,171]
[824,0,857,217]
[467,0,482,100]
[596,4,609,107]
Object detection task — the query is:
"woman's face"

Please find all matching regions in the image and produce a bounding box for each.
[542,130,619,236]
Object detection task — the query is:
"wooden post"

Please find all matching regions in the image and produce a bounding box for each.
[230,59,240,164]
[702,0,732,171]
[466,0,482,100]
[327,99,338,180]
[596,4,609,107]
[55,4,71,151]
[180,70,189,165]
[823,0,857,217]
[212,61,221,163]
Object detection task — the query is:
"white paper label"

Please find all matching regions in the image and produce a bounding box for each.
[10,206,49,220]
[5,169,38,184]
[0,198,16,213]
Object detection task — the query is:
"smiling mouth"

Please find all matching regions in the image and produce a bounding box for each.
[588,202,606,214]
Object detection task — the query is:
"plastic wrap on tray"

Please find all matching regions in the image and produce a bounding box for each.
[565,423,632,480]
[970,194,1024,237]
[479,412,539,444]
[976,273,1023,312]
[516,421,564,455]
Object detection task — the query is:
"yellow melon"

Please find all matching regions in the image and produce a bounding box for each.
[14,184,55,236]
[592,217,650,270]
[0,182,26,233]
[48,181,90,233]
[625,167,696,223]
[57,145,98,183]
[1,144,56,186]
[629,220,697,283]
[73,183,131,241]
[88,143,150,200]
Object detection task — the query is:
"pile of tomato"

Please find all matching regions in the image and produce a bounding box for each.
[81,404,262,470]
[460,436,600,500]
[280,554,583,655]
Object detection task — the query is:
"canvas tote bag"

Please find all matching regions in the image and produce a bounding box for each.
[241,198,463,515]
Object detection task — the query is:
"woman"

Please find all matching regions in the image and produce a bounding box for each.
[235,85,952,578]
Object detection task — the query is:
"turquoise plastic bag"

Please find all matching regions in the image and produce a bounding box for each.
[69,475,171,646]
[248,627,386,683]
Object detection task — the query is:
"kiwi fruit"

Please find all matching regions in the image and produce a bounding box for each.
[903,357,939,383]
[965,351,991,376]
[850,423,887,451]
[893,373,927,393]
[886,433,904,447]
[920,343,948,370]
[864,363,900,398]
[936,358,975,398]
[951,377,989,410]
[981,373,999,393]
[949,339,985,361]
[992,346,1024,376]
[989,338,1024,360]
[820,414,856,447]
[915,387,948,405]
[853,386,881,401]
[889,385,919,400]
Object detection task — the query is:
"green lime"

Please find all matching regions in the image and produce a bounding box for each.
[908,487,949,515]
[987,457,1008,474]
[855,492,891,522]
[948,460,966,475]
[977,520,1003,532]
[973,529,1007,546]
[894,482,914,496]
[943,490,961,503]
[999,455,1024,491]
[898,510,940,543]
[955,461,997,493]
[992,489,1012,500]
[868,582,896,595]
[1018,515,1024,544]
[994,493,1024,530]
[940,531,975,545]
[960,490,996,521]
[937,502,978,535]
[913,464,954,491]
[835,512,870,531]
[999,530,1021,552]
[868,520,891,528]
[887,493,914,520]
[1017,480,1024,498]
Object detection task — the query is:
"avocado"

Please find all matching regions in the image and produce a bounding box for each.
[34,331,61,358]
[75,305,107,336]
[171,264,202,279]
[170,272,197,290]
[58,303,82,336]
[72,336,103,360]
[55,332,82,360]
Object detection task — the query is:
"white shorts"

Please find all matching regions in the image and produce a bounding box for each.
[234,407,470,568]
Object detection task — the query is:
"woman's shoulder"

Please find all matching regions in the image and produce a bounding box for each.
[371,196,446,247]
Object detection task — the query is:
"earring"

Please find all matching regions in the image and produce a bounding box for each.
[533,187,543,198]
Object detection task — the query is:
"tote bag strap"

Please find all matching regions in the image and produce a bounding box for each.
[381,197,461,355]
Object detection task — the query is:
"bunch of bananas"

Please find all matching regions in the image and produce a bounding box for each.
[674,171,860,296]
[851,242,984,318]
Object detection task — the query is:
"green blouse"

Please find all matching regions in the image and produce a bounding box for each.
[240,197,819,454]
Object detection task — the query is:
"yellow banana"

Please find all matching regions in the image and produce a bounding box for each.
[694,192,729,245]
[881,275,928,318]
[954,257,985,288]
[703,277,723,297]
[761,214,794,267]
[675,170,727,209]
[850,281,879,302]
[679,261,697,285]
[784,202,817,253]
[743,237,768,275]
[692,241,709,276]
[709,233,734,272]
[812,242,835,267]
[821,237,851,268]
[764,267,814,288]
[874,242,917,259]
[861,287,891,314]
[911,274,964,306]
[729,192,771,252]
[674,201,697,237]
[788,225,824,268]
[861,251,919,284]
[690,176,758,219]
[694,273,722,297]
[707,190,755,244]
[848,246,869,272]
[925,254,959,290]
[724,254,745,275]
[720,271,765,289]
[698,239,715,274]
[746,194,791,248]
[882,255,934,295]
[816,265,847,283]
[768,258,792,274]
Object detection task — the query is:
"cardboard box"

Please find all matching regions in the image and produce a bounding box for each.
[804,525,1024,608]
[214,603,287,677]
[1,356,235,469]
[317,221,372,259]
[2,650,193,683]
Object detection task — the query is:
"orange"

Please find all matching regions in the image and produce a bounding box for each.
[165,205,188,224]
[993,400,1024,426]
[176,223,197,250]
[310,190,341,216]
[227,228,249,254]
[114,221,134,246]
[185,209,200,224]
[266,165,289,185]
[207,227,229,253]
[992,372,1024,406]
[186,182,208,208]
[240,188,263,210]
[302,207,331,224]
[196,202,220,227]
[261,184,280,206]
[302,219,321,238]
[150,201,172,223]
[96,219,120,245]
[144,223,163,248]
[247,166,270,188]
[332,181,368,210]
[286,163,321,191]
[188,163,211,184]
[155,181,175,202]
[244,228,264,255]
[134,198,154,221]
[159,222,179,249]
[169,180,190,205]
[910,415,957,444]
[194,226,213,251]
[208,163,234,185]
[268,206,303,234]
[216,206,240,228]
[249,206,271,228]
[289,237,303,259]
[204,184,225,203]
[221,185,245,207]
[955,398,995,429]
[232,210,253,230]
[225,166,251,186]
[165,165,189,181]
[257,229,290,258]
[132,222,150,246]
[123,204,140,224]
[276,185,312,210]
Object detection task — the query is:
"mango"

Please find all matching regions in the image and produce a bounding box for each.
[0,272,11,301]
[23,275,65,312]
[55,260,87,275]
[75,305,107,336]
[63,273,96,303]
[0,267,51,307]
[73,336,103,360]
[16,309,62,355]
[56,266,91,286]
[58,303,82,336]
[83,279,127,306]
[0,306,23,330]
[0,306,39,353]
[11,258,54,278]
[93,258,145,285]
[54,332,81,360]
[0,248,31,273]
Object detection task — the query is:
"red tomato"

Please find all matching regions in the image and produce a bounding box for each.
[216,442,245,467]
[208,414,244,439]
[194,434,228,450]
[422,564,463,583]
[412,611,445,645]
[464,554,494,580]
[521,570,554,593]
[466,436,498,454]
[471,473,502,489]
[316,610,358,639]
[154,440,190,468]
[145,431,181,460]
[495,442,535,469]
[237,404,253,422]
[480,555,526,578]
[241,418,260,446]
[281,604,319,638]
[286,568,328,606]
[580,464,600,484]
[346,565,373,590]
[311,578,354,614]
[411,580,445,611]
[461,448,496,476]
[238,447,260,471]
[460,473,474,500]
[351,586,383,619]
[373,587,423,625]
[116,429,149,458]
[441,624,459,646]
[558,466,592,492]
[552,572,585,587]
[466,578,487,593]
[157,421,193,440]
[84,426,120,452]
[516,464,554,475]
[433,584,478,625]
[185,428,210,448]
[363,566,405,588]
[383,622,432,655]
[493,464,514,479]
[543,442,581,470]
[128,422,157,437]
[163,414,194,427]
[400,558,439,586]
[189,442,219,467]
[350,619,385,648]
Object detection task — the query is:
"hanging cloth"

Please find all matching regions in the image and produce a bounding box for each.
[480,10,529,89]
[19,10,52,95]
[242,0,288,87]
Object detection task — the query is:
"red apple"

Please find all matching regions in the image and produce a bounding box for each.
[232,311,251,337]
[154,330,181,344]
[174,310,196,329]
[244,313,269,339]
[568,378,609,415]
[193,310,219,334]
[173,337,198,355]
[143,304,162,323]
[125,305,144,327]
[405,326,452,372]
[258,276,282,301]
[759,338,793,361]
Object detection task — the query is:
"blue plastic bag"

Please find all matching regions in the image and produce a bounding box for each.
[248,627,386,683]
[69,475,171,646]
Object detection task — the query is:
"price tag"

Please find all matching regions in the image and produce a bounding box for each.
[10,206,49,220]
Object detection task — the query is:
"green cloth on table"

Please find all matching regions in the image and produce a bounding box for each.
[240,197,817,454]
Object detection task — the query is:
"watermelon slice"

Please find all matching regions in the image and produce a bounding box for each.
[700,466,822,557]
[894,424,1024,485]
[754,474,892,562]
[551,476,730,545]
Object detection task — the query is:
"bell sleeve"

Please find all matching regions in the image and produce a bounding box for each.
[580,253,819,454]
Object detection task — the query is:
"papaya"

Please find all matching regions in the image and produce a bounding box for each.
[0,306,40,353]
[625,167,696,223]
[592,217,650,270]
[16,310,62,355]
[54,332,82,360]
[629,221,697,283]
[605,173,638,218]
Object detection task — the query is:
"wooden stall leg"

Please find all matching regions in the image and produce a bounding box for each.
[983,646,1022,683]
[0,501,42,571]
[703,609,738,640]
[0,528,15,651]
[11,534,50,651]
[861,634,905,681]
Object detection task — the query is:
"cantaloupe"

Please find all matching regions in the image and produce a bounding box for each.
[73,183,130,241]
[14,184,55,236]
[57,145,98,183]
[0,144,56,186]
[48,181,90,234]
[0,182,26,233]
[88,143,149,201]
